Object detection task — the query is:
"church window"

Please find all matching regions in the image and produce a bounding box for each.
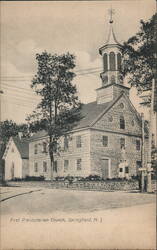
[102,136,108,147]
[136,140,140,151]
[64,160,69,172]
[108,116,113,122]
[109,52,116,71]
[111,75,116,84]
[34,162,38,172]
[103,75,108,85]
[120,138,125,149]
[117,53,122,70]
[43,161,47,172]
[103,53,108,72]
[125,166,129,173]
[131,120,135,126]
[11,148,14,153]
[76,158,82,171]
[136,161,142,172]
[64,136,69,151]
[42,142,47,153]
[76,135,82,148]
[119,103,124,109]
[53,161,58,172]
[120,115,125,129]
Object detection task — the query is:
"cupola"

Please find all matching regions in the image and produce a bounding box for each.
[96,9,130,104]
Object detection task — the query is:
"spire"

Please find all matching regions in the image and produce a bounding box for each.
[106,8,120,45]
[106,24,119,45]
[99,8,121,55]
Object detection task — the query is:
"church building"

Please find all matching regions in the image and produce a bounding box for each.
[28,15,147,180]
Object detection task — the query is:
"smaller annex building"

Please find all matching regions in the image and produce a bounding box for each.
[3,136,29,180]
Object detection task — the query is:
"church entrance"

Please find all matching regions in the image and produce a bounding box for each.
[101,158,110,179]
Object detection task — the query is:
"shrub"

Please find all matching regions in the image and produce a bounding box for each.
[11,177,24,181]
[55,176,65,181]
[25,175,45,181]
[85,175,102,181]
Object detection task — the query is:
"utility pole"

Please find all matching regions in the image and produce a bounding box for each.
[140,113,145,192]
[0,90,4,122]
[146,79,155,193]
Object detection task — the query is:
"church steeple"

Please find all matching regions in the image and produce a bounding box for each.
[99,9,122,87]
[96,10,130,104]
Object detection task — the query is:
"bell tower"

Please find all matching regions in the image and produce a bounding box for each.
[96,9,130,104]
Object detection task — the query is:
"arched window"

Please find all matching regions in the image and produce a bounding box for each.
[109,52,116,71]
[117,53,122,70]
[120,115,125,129]
[103,53,108,72]
[111,75,115,84]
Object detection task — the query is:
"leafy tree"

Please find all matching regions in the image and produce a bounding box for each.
[0,120,29,159]
[27,51,81,181]
[121,13,157,107]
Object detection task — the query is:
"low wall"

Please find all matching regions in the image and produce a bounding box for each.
[7,180,156,192]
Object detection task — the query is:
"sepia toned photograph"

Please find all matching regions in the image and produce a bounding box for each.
[0,0,156,249]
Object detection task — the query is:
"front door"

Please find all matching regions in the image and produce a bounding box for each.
[101,159,110,179]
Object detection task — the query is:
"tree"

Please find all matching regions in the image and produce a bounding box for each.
[121,13,157,106]
[0,120,29,159]
[27,51,81,181]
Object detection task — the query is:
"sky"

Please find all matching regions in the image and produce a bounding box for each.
[0,0,156,124]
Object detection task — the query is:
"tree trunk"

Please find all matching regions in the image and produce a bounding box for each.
[50,153,54,183]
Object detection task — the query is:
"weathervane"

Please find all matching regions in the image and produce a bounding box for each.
[108,7,115,24]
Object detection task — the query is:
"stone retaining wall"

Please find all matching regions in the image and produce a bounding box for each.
[7,180,156,192]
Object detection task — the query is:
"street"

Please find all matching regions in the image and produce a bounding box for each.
[0,186,156,249]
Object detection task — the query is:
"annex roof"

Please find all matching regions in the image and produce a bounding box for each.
[13,136,29,159]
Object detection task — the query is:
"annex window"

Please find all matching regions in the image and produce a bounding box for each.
[34,144,38,154]
[102,136,108,147]
[43,161,47,172]
[64,136,69,151]
[120,115,125,129]
[34,162,38,172]
[42,142,47,153]
[136,140,141,151]
[109,52,116,71]
[64,160,69,172]
[120,138,125,149]
[76,159,82,171]
[53,161,57,173]
[76,135,82,148]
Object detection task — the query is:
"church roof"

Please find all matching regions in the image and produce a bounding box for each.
[74,100,113,129]
[29,98,117,141]
[13,136,29,159]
